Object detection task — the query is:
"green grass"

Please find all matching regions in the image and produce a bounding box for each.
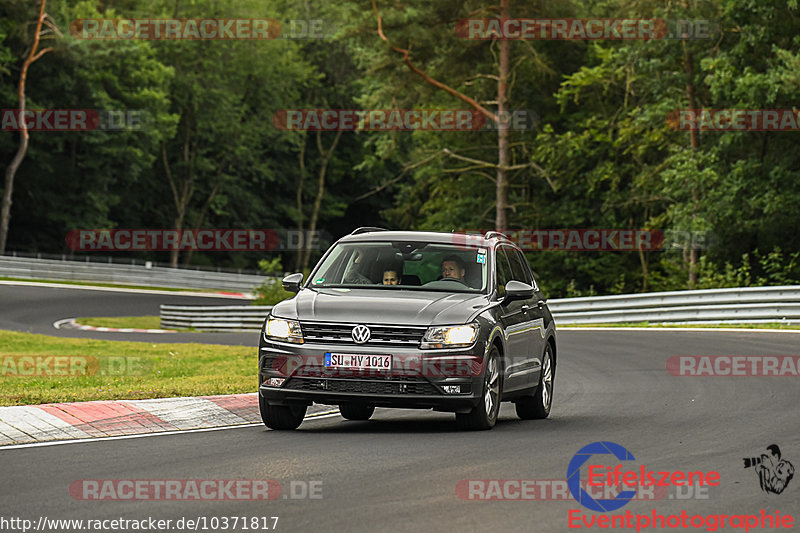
[558,322,800,330]
[75,316,164,330]
[0,276,245,294]
[0,330,257,406]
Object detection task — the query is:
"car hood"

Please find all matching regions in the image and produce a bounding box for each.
[271,288,491,326]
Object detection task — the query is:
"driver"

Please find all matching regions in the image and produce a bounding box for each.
[343,249,373,284]
[441,255,466,281]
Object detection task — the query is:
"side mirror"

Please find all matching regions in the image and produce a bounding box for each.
[282,272,304,293]
[504,280,534,301]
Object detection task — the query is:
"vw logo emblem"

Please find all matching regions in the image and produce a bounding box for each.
[351,325,371,344]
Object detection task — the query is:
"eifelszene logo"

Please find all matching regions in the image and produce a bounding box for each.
[744,445,795,495]
[566,441,721,512]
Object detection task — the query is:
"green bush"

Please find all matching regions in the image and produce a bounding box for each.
[252,258,295,306]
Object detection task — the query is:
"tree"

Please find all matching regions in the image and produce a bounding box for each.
[1,0,56,252]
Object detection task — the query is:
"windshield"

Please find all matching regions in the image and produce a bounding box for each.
[307,241,488,293]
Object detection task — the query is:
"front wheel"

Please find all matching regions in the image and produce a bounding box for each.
[515,343,554,420]
[456,346,501,430]
[259,393,307,430]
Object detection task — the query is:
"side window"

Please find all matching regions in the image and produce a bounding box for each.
[520,251,539,290]
[507,248,533,286]
[495,247,513,297]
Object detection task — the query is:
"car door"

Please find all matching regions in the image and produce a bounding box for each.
[495,246,530,393]
[504,246,546,391]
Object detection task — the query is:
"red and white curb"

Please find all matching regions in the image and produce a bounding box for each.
[53,318,176,334]
[0,393,335,446]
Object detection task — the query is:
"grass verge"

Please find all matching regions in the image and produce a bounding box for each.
[558,322,800,330]
[75,316,164,330]
[0,330,256,406]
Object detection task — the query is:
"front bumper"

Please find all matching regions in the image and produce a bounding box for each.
[258,339,487,412]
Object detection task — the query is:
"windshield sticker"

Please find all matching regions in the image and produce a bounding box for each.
[476,254,486,264]
[314,278,325,284]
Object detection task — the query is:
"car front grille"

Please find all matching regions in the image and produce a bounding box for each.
[284,378,440,395]
[300,322,427,347]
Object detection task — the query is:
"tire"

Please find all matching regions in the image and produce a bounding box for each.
[515,342,554,420]
[339,404,375,421]
[259,393,307,430]
[455,346,501,430]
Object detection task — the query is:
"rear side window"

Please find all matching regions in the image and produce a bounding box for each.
[505,246,532,285]
[495,247,513,297]
[518,250,539,289]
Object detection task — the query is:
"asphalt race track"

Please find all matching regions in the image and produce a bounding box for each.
[0,283,255,345]
[2,329,799,533]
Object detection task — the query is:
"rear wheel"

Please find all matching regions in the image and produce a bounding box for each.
[339,404,375,421]
[515,343,554,420]
[259,393,307,430]
[456,346,501,430]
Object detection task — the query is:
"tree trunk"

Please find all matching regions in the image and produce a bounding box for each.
[638,209,649,292]
[301,130,342,272]
[1,132,29,254]
[182,179,219,266]
[0,0,53,253]
[162,144,193,267]
[495,0,510,231]
[683,38,700,289]
[294,133,307,272]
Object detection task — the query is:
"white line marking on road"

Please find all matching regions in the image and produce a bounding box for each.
[0,280,251,299]
[0,409,340,450]
[52,318,75,329]
[52,317,176,333]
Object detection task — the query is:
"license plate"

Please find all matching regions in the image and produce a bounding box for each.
[325,353,392,370]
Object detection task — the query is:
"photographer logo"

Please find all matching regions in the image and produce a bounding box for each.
[744,445,795,495]
[567,441,721,512]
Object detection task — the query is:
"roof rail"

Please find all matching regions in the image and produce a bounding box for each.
[350,227,390,235]
[484,231,512,241]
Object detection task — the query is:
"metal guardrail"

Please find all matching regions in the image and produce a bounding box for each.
[547,286,800,324]
[0,255,277,292]
[161,305,273,331]
[159,286,800,330]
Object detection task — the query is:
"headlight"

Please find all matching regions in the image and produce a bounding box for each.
[264,317,304,344]
[420,323,478,349]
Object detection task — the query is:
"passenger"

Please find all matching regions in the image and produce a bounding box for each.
[382,268,400,285]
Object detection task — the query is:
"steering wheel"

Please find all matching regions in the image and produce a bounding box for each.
[439,277,470,286]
